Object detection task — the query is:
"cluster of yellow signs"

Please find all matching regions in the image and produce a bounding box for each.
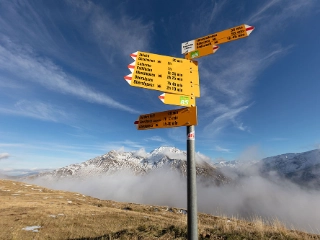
[124,24,254,130]
[125,52,200,130]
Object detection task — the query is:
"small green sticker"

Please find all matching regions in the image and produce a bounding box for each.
[190,50,199,58]
[180,96,190,105]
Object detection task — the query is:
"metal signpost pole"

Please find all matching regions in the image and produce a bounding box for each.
[186,125,197,240]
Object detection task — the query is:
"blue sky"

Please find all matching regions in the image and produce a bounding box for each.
[0,0,319,173]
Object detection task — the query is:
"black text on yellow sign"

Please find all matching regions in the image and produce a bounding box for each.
[124,51,200,97]
[135,106,197,130]
[181,24,255,57]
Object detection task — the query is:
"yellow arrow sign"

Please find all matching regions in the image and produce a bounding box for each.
[159,93,196,107]
[182,24,255,57]
[124,51,200,97]
[134,106,197,130]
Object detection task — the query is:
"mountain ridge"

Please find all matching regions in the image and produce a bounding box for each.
[28,146,228,186]
[23,147,320,189]
[215,149,320,189]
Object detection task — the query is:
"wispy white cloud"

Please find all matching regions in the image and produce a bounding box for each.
[0,140,147,158]
[232,120,250,132]
[0,143,25,148]
[268,137,289,142]
[247,0,282,23]
[197,0,315,137]
[203,105,250,137]
[0,0,153,73]
[0,100,69,122]
[74,0,153,62]
[214,145,231,153]
[0,142,103,158]
[145,136,166,142]
[0,0,154,115]
[105,140,145,152]
[189,0,228,37]
[0,153,9,160]
[0,38,139,114]
[0,76,24,89]
[247,0,315,24]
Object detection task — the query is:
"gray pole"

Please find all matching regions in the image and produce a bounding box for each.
[186,125,198,239]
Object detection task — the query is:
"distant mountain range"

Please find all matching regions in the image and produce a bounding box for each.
[215,149,320,190]
[28,146,228,186]
[259,149,320,189]
[24,147,320,190]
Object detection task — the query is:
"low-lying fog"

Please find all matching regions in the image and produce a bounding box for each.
[30,166,320,234]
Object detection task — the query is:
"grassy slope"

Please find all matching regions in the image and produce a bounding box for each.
[0,179,319,240]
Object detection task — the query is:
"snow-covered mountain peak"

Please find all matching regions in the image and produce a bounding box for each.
[149,146,186,160]
[150,146,182,154]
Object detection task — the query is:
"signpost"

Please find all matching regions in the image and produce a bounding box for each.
[124,23,254,240]
[182,24,255,58]
[158,93,196,107]
[134,106,197,130]
[181,23,254,240]
[124,51,200,97]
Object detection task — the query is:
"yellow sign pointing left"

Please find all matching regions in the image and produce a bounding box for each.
[134,106,197,130]
[159,93,196,107]
[124,51,200,97]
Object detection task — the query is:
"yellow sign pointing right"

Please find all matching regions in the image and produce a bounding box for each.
[182,24,255,58]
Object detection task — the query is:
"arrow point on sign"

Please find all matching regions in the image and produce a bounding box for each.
[134,119,139,129]
[213,45,219,53]
[158,93,165,103]
[124,74,132,84]
[130,51,138,60]
[128,61,136,72]
[245,25,255,35]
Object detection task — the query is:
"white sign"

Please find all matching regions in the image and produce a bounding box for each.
[181,40,195,54]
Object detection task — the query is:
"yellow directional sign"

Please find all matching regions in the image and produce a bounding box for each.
[159,93,196,107]
[134,106,197,130]
[181,24,255,57]
[124,51,200,97]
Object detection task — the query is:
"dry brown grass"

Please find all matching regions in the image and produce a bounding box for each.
[0,179,319,240]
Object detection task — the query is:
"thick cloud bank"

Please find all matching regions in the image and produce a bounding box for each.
[30,168,320,234]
